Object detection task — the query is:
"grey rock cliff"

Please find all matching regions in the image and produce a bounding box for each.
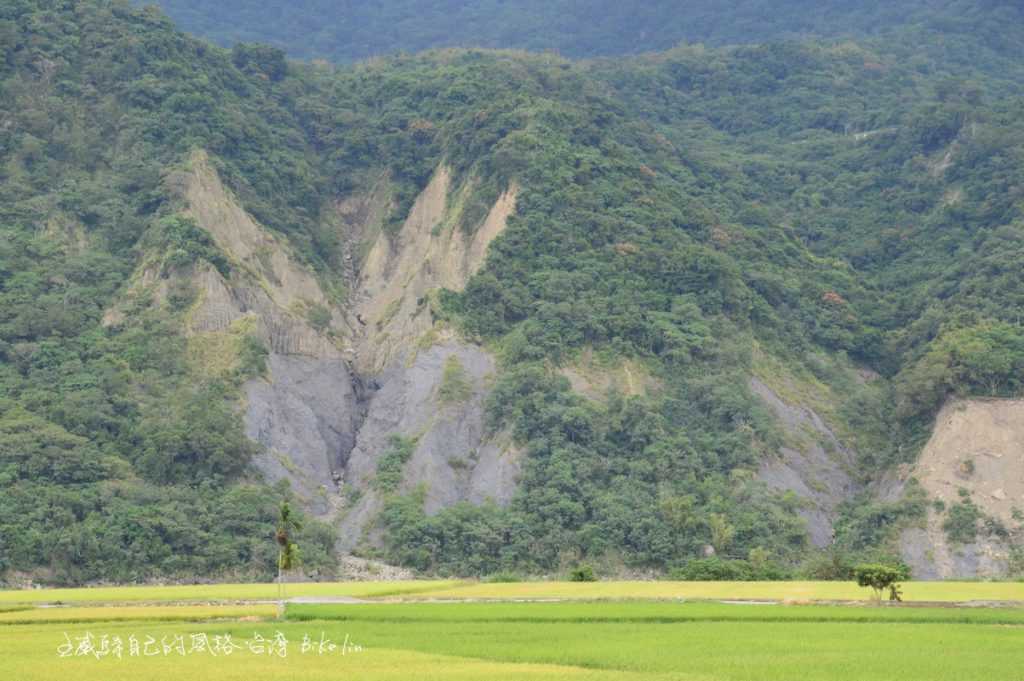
[751,377,860,547]
[245,354,362,514]
[337,340,521,550]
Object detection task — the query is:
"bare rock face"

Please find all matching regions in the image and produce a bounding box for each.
[159,151,523,552]
[325,163,522,548]
[352,165,517,374]
[338,339,521,550]
[173,151,347,359]
[751,377,860,547]
[897,399,1024,579]
[244,354,362,515]
[162,150,361,513]
[178,150,330,312]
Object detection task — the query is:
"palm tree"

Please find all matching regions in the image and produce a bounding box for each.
[275,501,301,618]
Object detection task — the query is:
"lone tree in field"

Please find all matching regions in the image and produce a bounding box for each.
[854,564,908,602]
[275,501,302,611]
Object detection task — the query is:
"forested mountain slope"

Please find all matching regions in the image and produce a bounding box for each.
[1,0,1023,583]
[144,0,1024,70]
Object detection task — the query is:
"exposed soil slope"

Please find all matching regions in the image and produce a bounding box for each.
[900,399,1024,578]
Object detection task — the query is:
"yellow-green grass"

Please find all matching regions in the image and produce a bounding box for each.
[0,604,277,625]
[327,610,1024,680]
[5,580,1024,610]
[0,580,464,605]
[401,580,1024,602]
[287,600,1024,625]
[1,621,666,681]
[5,602,1024,680]
[0,604,32,613]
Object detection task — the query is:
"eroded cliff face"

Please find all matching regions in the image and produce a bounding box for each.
[894,399,1024,579]
[338,339,522,550]
[159,151,520,550]
[244,354,361,514]
[751,377,860,547]
[351,166,517,374]
[172,150,347,358]
[333,164,521,548]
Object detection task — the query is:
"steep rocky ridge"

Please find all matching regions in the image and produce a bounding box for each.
[164,151,358,510]
[120,149,1024,574]
[244,354,362,514]
[350,165,517,374]
[334,165,521,549]
[171,150,348,358]
[157,152,521,546]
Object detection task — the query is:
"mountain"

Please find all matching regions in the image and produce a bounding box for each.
[143,1,1024,68]
[1,0,1023,584]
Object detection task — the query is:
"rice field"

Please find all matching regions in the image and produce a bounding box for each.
[387,579,1024,602]
[5,579,1024,605]
[0,580,462,604]
[2,582,1024,680]
[0,604,278,625]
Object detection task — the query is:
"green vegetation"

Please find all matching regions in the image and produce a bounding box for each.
[437,356,473,404]
[670,556,790,581]
[145,0,1024,67]
[286,600,1024,625]
[0,0,339,584]
[943,489,986,545]
[304,303,332,332]
[897,322,1024,422]
[854,563,910,601]
[6,579,1024,606]
[7,598,1024,681]
[275,501,302,603]
[3,0,1024,583]
[0,603,277,624]
[374,436,418,493]
[0,581,465,605]
[362,579,1024,603]
[568,565,596,582]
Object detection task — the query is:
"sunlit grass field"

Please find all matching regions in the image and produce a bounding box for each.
[0,580,463,604]
[3,600,1024,680]
[5,579,1024,606]
[287,600,1024,625]
[397,579,1024,602]
[0,604,277,624]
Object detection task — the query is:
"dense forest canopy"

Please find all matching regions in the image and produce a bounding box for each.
[1,0,1023,582]
[141,0,1024,68]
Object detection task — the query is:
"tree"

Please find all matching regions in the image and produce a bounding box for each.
[854,563,908,602]
[708,513,736,554]
[0,532,8,581]
[275,501,302,617]
[231,43,288,81]
[748,547,770,573]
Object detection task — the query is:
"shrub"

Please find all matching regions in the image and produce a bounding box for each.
[306,304,332,332]
[568,564,597,582]
[669,557,792,581]
[374,435,418,493]
[236,334,269,379]
[438,356,473,404]
[942,494,983,544]
[799,551,856,581]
